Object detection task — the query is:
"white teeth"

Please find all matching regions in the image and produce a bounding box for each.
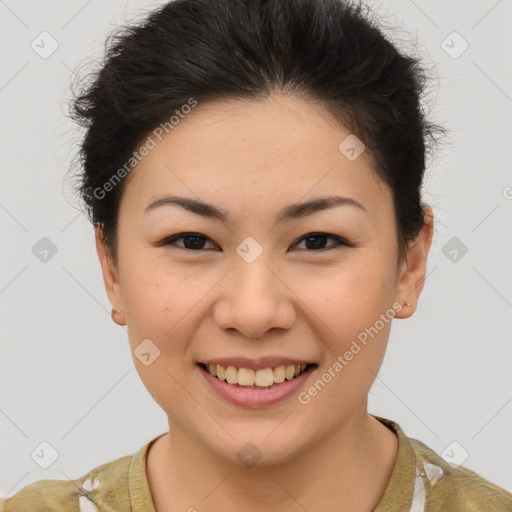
[273,366,285,383]
[203,363,311,387]
[225,366,238,384]
[285,365,296,380]
[254,368,274,387]
[238,367,255,386]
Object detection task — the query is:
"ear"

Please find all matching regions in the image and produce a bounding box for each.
[394,206,434,319]
[95,224,125,325]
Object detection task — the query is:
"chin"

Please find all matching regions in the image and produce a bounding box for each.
[202,422,313,468]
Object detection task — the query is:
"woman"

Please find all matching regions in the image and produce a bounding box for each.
[3,0,511,510]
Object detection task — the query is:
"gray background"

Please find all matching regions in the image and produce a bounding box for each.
[1,0,511,499]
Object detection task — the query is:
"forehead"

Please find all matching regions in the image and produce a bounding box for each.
[120,94,391,221]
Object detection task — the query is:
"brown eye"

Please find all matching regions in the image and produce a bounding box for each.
[293,233,350,251]
[159,233,217,250]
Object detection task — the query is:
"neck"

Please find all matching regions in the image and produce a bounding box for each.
[147,410,398,512]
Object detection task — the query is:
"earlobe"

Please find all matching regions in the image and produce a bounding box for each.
[394,206,434,319]
[95,225,125,325]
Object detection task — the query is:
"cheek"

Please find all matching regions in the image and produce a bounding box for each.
[297,257,393,335]
[121,257,219,359]
[117,247,175,348]
[295,256,395,395]
[120,265,199,415]
[120,245,186,322]
[299,264,394,411]
[124,272,185,341]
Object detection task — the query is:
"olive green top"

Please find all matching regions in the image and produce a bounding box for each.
[2,416,511,511]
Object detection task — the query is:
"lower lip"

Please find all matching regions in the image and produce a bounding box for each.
[197,364,317,408]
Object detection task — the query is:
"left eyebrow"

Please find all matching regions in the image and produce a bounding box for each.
[144,194,367,223]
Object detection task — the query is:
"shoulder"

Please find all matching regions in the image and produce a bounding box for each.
[408,436,512,511]
[1,452,133,512]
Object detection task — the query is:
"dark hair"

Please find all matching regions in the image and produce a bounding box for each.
[68,0,444,267]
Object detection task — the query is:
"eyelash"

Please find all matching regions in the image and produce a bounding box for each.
[157,232,353,252]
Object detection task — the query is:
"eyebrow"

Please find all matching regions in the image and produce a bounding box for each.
[144,194,367,223]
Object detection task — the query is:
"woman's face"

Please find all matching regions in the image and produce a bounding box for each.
[97,94,431,465]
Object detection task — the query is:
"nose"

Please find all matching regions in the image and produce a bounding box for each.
[213,254,296,338]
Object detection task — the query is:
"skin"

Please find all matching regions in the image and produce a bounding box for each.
[96,93,434,511]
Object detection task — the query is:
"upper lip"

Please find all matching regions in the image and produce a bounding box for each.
[198,357,316,371]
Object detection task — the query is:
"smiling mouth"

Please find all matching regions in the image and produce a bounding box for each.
[197,362,317,389]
